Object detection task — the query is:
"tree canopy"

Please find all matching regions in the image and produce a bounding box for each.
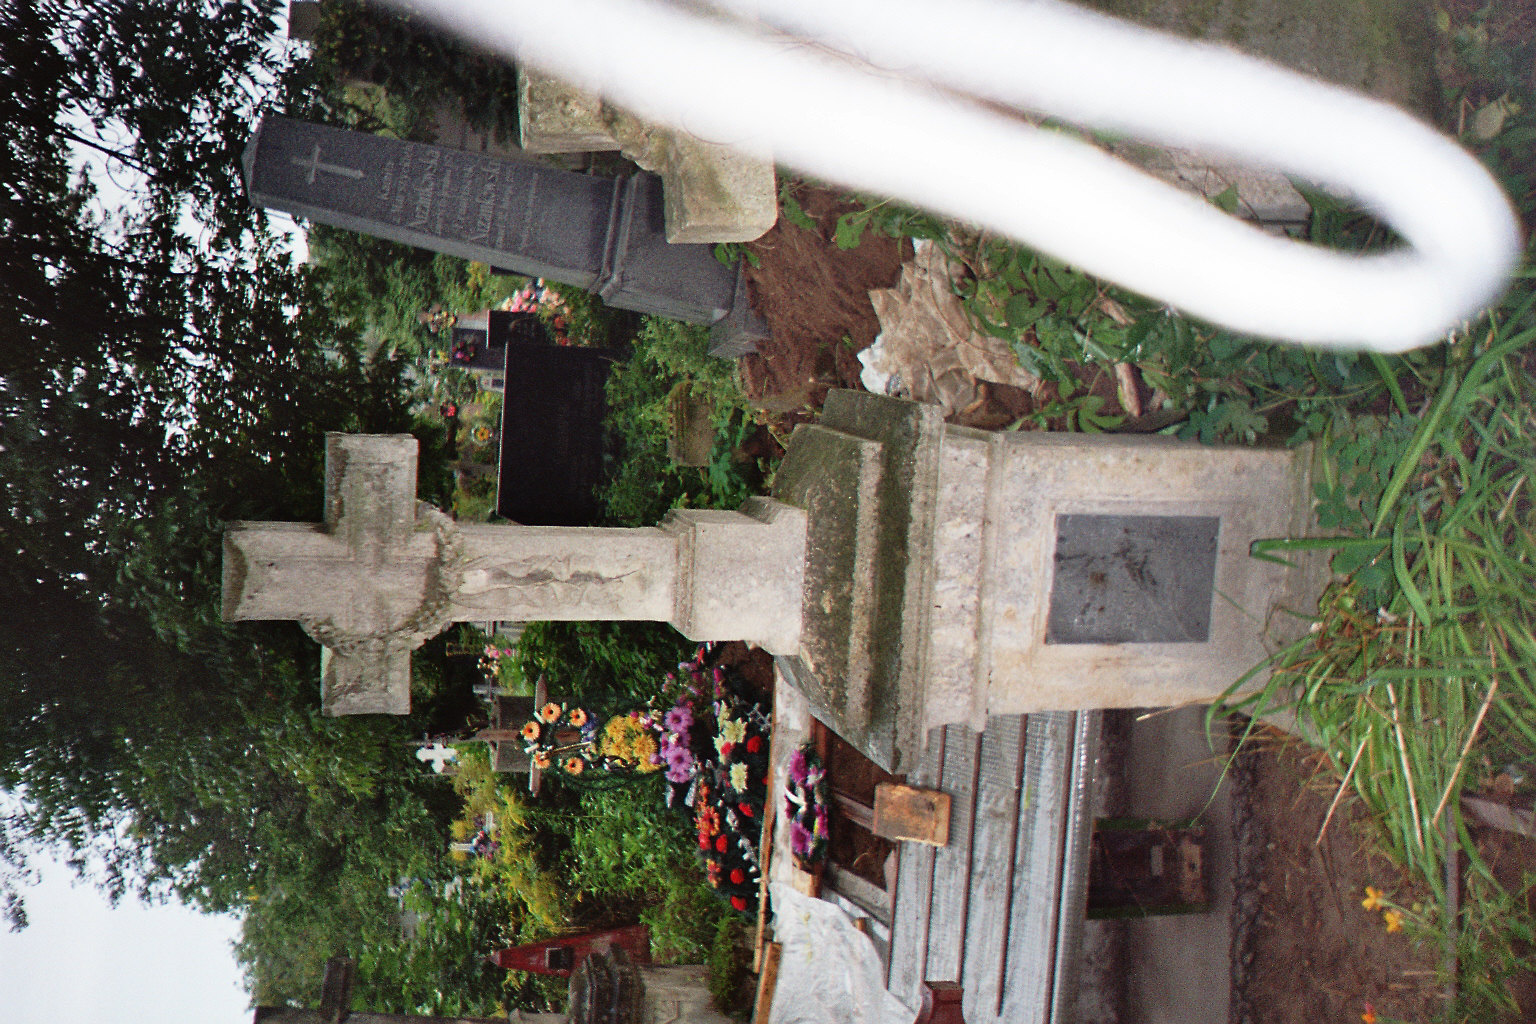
[0,0,453,957]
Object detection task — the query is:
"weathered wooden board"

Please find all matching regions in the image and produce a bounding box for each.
[924,724,980,983]
[959,715,1027,1024]
[885,726,945,1004]
[999,711,1099,1024]
[873,784,951,846]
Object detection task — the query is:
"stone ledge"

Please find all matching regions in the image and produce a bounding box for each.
[516,67,777,244]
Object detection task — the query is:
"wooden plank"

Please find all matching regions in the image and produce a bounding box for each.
[884,726,945,1005]
[753,721,777,975]
[924,724,980,983]
[832,789,876,831]
[996,711,1095,1024]
[825,863,893,927]
[874,784,951,846]
[1047,711,1100,1024]
[751,942,782,1024]
[959,715,1027,1024]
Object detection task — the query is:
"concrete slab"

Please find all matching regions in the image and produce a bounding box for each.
[1080,706,1237,1024]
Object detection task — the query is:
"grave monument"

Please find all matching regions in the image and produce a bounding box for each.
[241,115,767,351]
[222,392,1326,771]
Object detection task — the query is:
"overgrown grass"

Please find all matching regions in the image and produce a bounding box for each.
[1230,296,1536,1020]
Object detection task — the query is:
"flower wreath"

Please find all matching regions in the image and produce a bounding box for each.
[520,701,599,775]
[784,743,830,868]
[665,644,772,915]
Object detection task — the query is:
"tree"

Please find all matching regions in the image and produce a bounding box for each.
[0,0,440,933]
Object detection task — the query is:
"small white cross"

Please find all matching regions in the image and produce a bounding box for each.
[415,742,459,773]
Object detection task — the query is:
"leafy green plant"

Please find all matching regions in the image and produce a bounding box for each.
[599,316,765,524]
[713,241,761,268]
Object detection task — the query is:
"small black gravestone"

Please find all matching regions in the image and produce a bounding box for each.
[496,343,619,526]
[452,311,551,371]
[1045,513,1221,644]
[242,116,750,329]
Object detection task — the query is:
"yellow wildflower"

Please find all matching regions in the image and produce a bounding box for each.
[1383,909,1404,933]
[1361,886,1385,912]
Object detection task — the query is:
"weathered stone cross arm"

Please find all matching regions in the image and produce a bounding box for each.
[222,434,806,716]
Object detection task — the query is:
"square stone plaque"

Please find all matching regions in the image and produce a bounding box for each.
[1046,514,1220,644]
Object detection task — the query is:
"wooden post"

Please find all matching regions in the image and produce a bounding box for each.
[254,1012,506,1024]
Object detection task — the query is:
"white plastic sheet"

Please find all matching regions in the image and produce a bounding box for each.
[768,883,918,1024]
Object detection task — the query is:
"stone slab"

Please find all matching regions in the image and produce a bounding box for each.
[770,421,890,763]
[517,67,777,244]
[1046,513,1221,644]
[242,115,742,326]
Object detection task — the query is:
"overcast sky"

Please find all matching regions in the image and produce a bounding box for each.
[0,848,250,1024]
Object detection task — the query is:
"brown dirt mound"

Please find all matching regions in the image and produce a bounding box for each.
[739,184,910,418]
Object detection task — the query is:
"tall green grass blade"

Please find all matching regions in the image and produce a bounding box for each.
[1373,369,1460,536]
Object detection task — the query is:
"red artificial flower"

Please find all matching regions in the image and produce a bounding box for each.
[699,833,711,850]
[730,895,748,912]
[715,835,728,853]
[739,802,754,817]
[746,735,763,754]
[730,868,745,885]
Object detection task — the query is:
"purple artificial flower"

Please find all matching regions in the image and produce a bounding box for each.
[788,747,809,785]
[790,819,814,857]
[664,704,693,733]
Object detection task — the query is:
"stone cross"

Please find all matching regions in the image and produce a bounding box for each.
[222,433,805,715]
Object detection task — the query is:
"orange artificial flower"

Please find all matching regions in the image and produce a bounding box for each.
[533,750,552,770]
[569,707,589,728]
[564,756,586,775]
[521,721,541,742]
[539,702,563,723]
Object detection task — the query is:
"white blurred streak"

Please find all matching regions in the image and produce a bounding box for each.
[400,0,1520,351]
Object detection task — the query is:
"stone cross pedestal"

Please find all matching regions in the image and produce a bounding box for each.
[771,390,1330,771]
[222,434,805,715]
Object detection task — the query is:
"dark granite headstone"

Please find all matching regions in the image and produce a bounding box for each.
[242,115,750,329]
[1046,514,1220,644]
[496,343,619,526]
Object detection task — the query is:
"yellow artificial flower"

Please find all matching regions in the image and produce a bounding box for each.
[1361,886,1385,911]
[1383,909,1404,933]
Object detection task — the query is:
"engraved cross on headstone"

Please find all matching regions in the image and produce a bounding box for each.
[291,142,364,183]
[222,434,805,716]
